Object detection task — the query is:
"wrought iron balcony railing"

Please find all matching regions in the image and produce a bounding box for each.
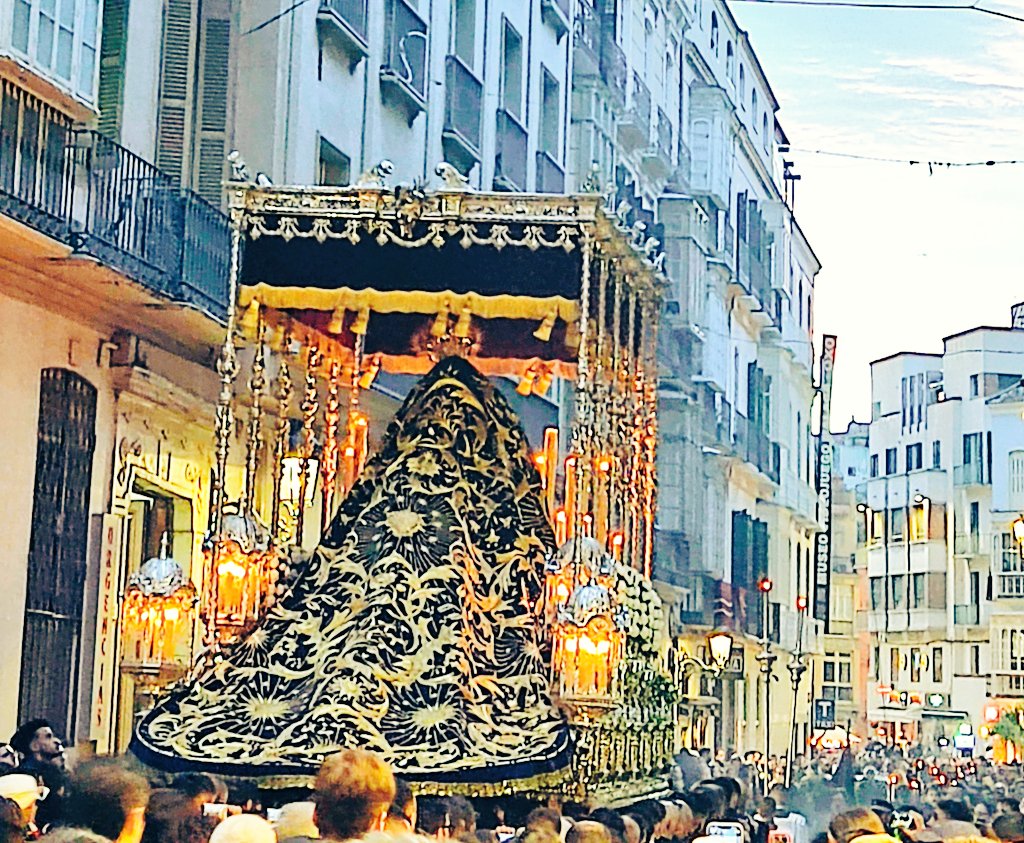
[0,97,230,320]
[317,0,370,68]
[380,0,428,121]
[599,32,627,106]
[655,106,673,162]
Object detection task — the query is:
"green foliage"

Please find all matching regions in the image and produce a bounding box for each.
[992,709,1024,747]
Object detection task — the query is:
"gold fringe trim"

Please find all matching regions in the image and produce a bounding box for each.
[239,284,580,326]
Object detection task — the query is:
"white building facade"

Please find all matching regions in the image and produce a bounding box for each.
[862,308,1024,753]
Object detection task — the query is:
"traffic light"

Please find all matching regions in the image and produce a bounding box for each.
[796,595,808,611]
[758,577,773,593]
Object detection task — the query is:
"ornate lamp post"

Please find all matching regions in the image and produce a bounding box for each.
[755,576,777,794]
[785,595,810,788]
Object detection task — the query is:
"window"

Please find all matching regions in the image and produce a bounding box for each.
[910,502,927,541]
[823,661,835,682]
[885,447,898,475]
[970,644,980,675]
[932,441,941,469]
[822,652,853,703]
[870,511,884,545]
[906,442,922,471]
[932,647,943,683]
[890,507,905,541]
[963,431,982,465]
[751,89,758,121]
[762,113,768,149]
[1010,450,1024,510]
[839,660,851,683]
[969,374,979,398]
[539,67,560,157]
[500,19,523,119]
[726,41,734,80]
[12,0,31,52]
[870,454,879,478]
[78,0,98,91]
[873,645,880,680]
[710,12,719,54]
[451,0,476,66]
[911,573,925,608]
[892,574,906,607]
[870,576,883,610]
[970,501,980,535]
[317,137,351,186]
[890,648,901,683]
[910,647,921,682]
[738,64,746,105]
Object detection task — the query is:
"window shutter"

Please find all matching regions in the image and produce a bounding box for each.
[193,2,231,206]
[156,0,196,186]
[96,0,129,140]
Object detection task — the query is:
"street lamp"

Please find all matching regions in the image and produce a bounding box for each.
[756,576,777,794]
[785,596,810,788]
[1012,515,1024,546]
[681,630,734,676]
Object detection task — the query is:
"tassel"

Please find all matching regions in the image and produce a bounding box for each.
[533,310,557,342]
[357,355,381,389]
[534,365,553,395]
[454,306,472,338]
[517,366,537,396]
[431,303,451,337]
[351,307,370,335]
[565,321,582,352]
[239,298,261,334]
[327,307,345,334]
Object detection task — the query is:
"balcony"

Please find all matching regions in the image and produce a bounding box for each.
[641,107,674,181]
[954,532,984,556]
[618,72,651,150]
[992,674,1024,697]
[734,414,780,483]
[599,32,627,107]
[442,55,483,170]
[997,574,1024,599]
[954,462,987,487]
[380,0,428,125]
[317,0,369,70]
[573,1,601,76]
[535,150,565,194]
[954,603,980,625]
[540,0,571,40]
[494,109,528,191]
[67,131,230,317]
[0,92,229,319]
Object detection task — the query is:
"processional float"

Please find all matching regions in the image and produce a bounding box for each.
[130,166,679,803]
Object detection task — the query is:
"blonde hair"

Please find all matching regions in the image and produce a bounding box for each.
[829,808,885,843]
[313,749,396,840]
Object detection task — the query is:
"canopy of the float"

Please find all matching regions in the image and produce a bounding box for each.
[231,185,662,378]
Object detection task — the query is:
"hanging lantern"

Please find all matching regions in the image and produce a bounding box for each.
[121,534,197,680]
[202,503,281,640]
[551,581,624,708]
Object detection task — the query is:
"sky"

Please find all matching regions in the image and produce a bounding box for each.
[729,0,1024,430]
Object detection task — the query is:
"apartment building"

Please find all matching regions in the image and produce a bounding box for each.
[862,307,1024,752]
[569,0,823,754]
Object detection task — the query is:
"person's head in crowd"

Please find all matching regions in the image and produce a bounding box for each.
[563,804,592,822]
[828,807,887,843]
[171,773,221,814]
[228,780,262,816]
[141,788,207,843]
[10,719,64,770]
[527,807,563,836]
[997,799,1020,817]
[974,803,992,828]
[0,773,44,829]
[312,749,395,842]
[692,784,727,820]
[272,800,319,842]
[625,812,654,843]
[992,812,1024,843]
[0,798,22,843]
[710,778,742,812]
[0,746,17,773]
[621,815,641,843]
[449,795,477,840]
[588,809,624,843]
[756,797,777,823]
[63,759,150,843]
[680,789,717,828]
[935,800,974,824]
[418,798,453,838]
[385,778,417,834]
[566,820,613,843]
[209,813,277,843]
[870,800,894,830]
[768,786,791,811]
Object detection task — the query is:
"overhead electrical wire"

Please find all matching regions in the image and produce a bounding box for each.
[789,148,1024,172]
[728,0,1024,23]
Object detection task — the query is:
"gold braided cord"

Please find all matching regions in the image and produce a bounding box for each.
[239,284,579,326]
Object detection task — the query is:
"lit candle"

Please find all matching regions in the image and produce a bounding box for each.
[564,455,577,538]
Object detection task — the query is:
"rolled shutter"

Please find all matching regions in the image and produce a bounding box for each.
[193,3,231,206]
[156,0,196,186]
[96,0,129,140]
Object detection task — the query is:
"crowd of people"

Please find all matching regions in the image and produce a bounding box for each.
[1,718,1024,843]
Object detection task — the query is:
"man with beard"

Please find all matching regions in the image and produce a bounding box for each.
[10,720,65,830]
